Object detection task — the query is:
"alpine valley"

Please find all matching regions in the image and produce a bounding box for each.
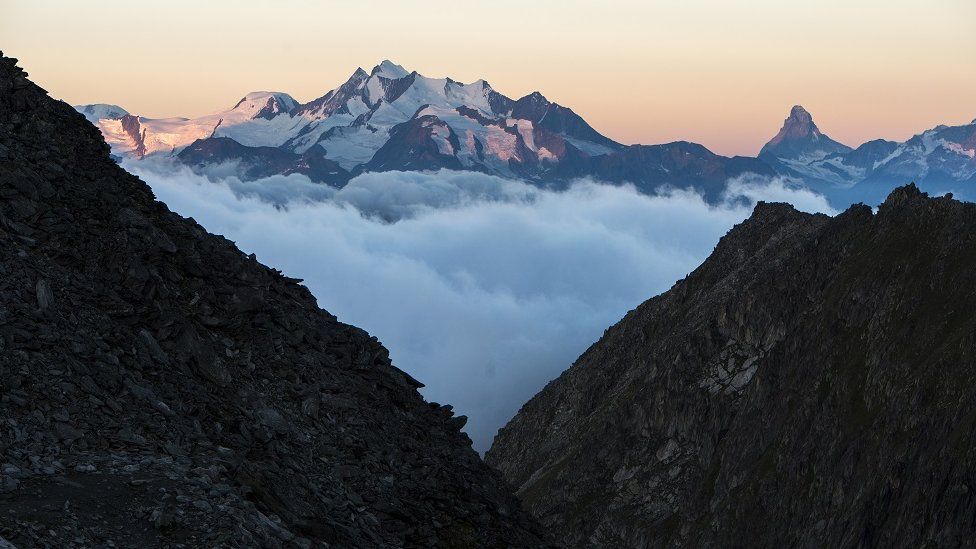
[76,61,976,206]
[5,34,976,549]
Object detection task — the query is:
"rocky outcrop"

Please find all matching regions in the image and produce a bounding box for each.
[487,184,976,547]
[359,115,464,173]
[0,53,546,547]
[119,113,147,158]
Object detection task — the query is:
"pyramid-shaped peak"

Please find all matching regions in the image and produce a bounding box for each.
[343,67,370,88]
[337,67,370,90]
[759,104,851,160]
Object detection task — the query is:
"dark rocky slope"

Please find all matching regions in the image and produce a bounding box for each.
[0,54,546,547]
[487,184,976,547]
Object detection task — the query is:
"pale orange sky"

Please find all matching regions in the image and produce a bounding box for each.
[2,0,974,156]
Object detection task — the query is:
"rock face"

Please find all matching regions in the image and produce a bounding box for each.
[487,184,976,547]
[759,105,851,162]
[0,54,547,547]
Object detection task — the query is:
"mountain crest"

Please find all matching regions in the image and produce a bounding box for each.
[487,183,976,547]
[77,103,128,124]
[232,91,298,120]
[759,104,851,161]
[371,59,410,79]
[879,181,925,211]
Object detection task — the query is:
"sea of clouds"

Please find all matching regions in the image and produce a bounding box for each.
[124,160,836,451]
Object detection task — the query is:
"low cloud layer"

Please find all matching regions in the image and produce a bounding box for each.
[125,161,835,451]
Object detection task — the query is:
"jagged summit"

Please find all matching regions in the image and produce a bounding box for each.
[88,57,753,192]
[0,52,547,547]
[778,105,819,138]
[789,104,811,118]
[488,183,976,547]
[759,104,851,161]
[878,181,927,210]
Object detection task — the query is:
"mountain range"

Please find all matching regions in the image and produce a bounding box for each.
[1,53,548,547]
[9,51,976,548]
[76,61,976,204]
[759,105,976,203]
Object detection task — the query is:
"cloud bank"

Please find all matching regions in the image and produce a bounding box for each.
[125,161,835,451]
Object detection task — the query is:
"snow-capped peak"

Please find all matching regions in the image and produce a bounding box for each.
[371,60,410,79]
[231,91,298,119]
[75,59,622,179]
[77,104,129,124]
[237,91,297,106]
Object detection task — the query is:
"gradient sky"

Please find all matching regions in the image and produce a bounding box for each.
[3,0,974,156]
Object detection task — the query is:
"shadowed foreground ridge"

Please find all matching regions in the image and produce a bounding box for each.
[487,184,976,546]
[0,54,546,547]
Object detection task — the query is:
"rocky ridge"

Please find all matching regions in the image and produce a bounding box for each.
[0,53,546,548]
[487,184,976,547]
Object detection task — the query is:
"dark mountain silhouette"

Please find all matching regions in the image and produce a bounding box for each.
[488,184,976,547]
[0,53,547,548]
